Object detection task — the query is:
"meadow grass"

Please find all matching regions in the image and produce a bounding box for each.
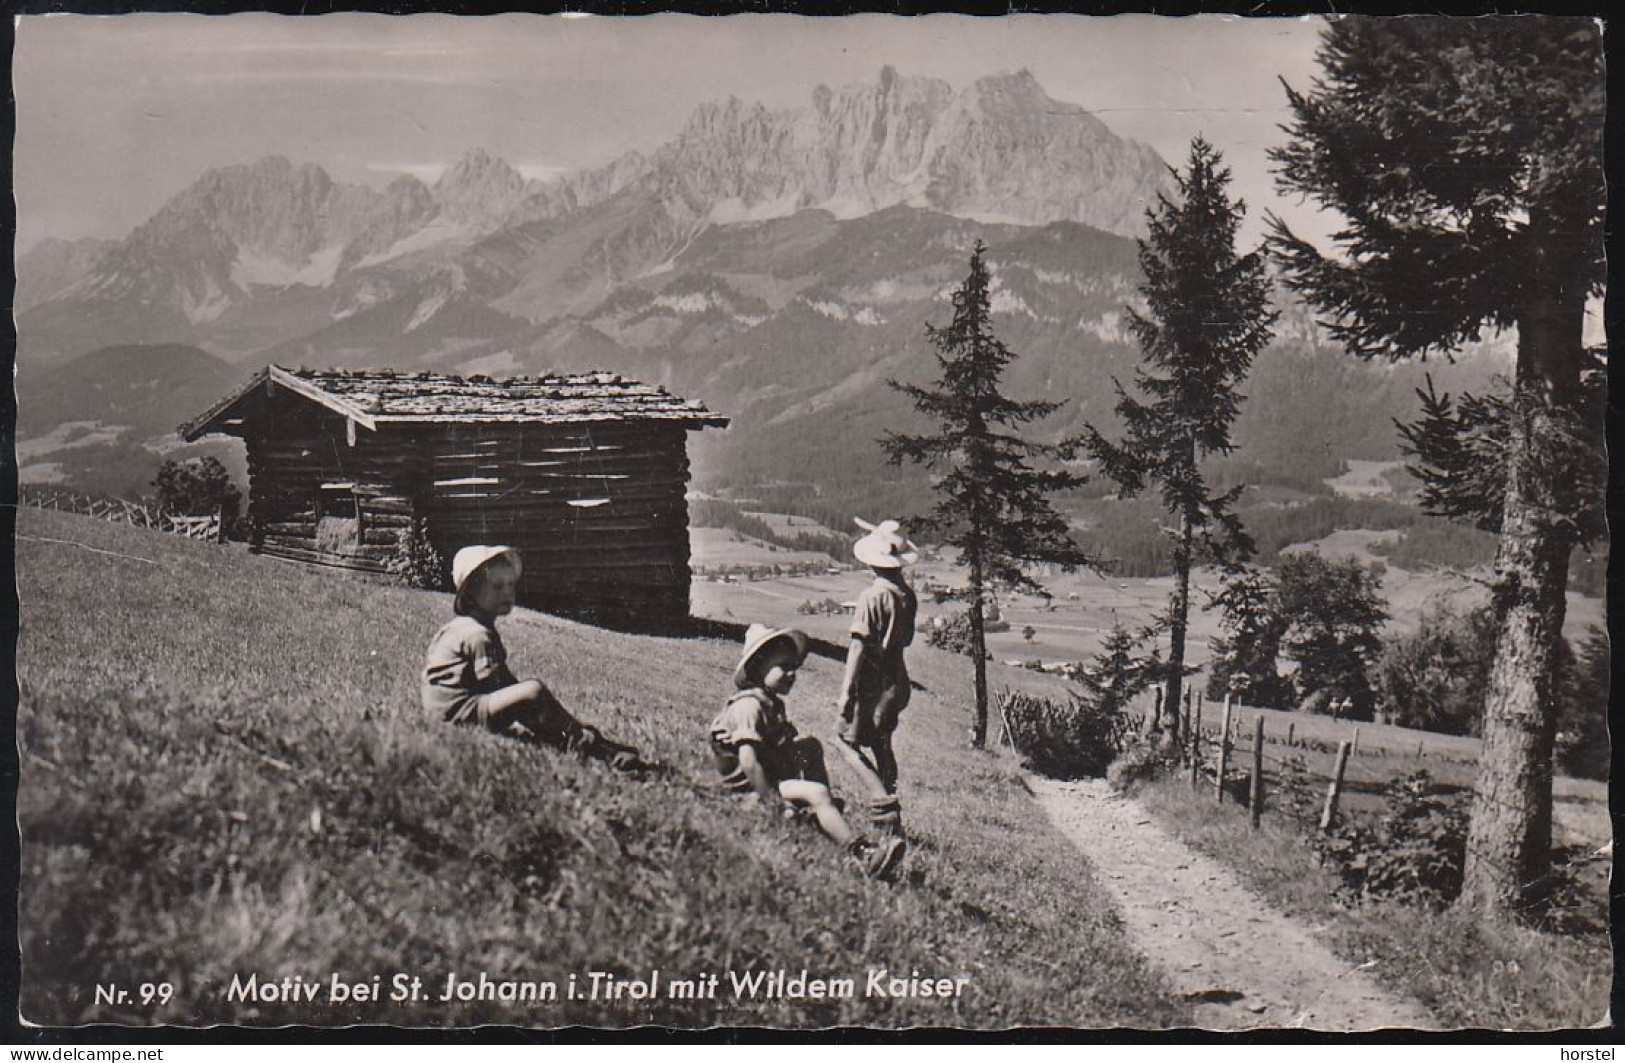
[1132,775,1611,1030]
[15,509,1188,1029]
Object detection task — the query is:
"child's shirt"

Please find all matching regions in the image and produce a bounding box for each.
[850,577,917,699]
[421,615,519,723]
[709,688,800,793]
[709,688,798,752]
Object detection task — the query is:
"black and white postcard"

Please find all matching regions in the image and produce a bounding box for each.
[10,12,1610,1034]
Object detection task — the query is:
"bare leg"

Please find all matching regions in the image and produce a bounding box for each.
[778,779,857,847]
[482,681,649,770]
[832,734,892,799]
[480,680,558,733]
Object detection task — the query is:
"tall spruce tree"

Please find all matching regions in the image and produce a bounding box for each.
[1081,137,1277,740]
[885,241,1104,748]
[1268,17,1604,917]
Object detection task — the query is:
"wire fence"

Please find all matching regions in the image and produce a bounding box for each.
[19,485,226,543]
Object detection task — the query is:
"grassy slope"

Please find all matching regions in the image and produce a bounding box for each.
[16,509,1188,1029]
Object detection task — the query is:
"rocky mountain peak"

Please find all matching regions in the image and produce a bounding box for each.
[433,147,529,227]
[967,67,1046,99]
[614,66,1168,236]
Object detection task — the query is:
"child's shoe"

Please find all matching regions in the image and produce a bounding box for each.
[847,836,907,880]
[604,749,659,775]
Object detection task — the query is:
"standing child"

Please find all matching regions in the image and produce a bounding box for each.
[710,623,906,879]
[834,518,918,839]
[421,545,651,773]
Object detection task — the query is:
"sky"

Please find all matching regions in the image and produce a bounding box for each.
[13,13,1334,253]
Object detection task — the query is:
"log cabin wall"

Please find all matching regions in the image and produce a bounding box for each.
[185,365,724,625]
[420,420,693,624]
[243,399,423,575]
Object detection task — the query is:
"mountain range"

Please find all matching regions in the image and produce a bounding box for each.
[14,65,1510,508]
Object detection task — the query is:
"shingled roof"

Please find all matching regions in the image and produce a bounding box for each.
[180,365,729,441]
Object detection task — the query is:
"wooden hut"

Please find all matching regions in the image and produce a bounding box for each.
[180,365,728,625]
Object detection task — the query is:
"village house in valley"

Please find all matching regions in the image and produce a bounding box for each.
[181,365,728,625]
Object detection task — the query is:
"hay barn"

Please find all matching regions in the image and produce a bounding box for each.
[181,365,728,625]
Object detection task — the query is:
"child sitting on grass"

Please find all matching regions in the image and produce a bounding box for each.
[709,623,906,880]
[421,545,651,773]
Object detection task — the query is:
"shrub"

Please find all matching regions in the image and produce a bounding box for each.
[998,688,1133,779]
[796,597,846,617]
[1203,565,1293,709]
[1269,753,1323,824]
[390,519,448,591]
[924,610,983,658]
[1557,625,1609,781]
[1106,733,1179,792]
[1313,770,1468,909]
[153,456,242,522]
[1375,600,1496,735]
[1275,553,1388,718]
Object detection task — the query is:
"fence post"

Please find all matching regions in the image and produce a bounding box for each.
[1417,738,1425,760]
[1351,725,1361,757]
[216,503,228,544]
[1318,740,1353,833]
[1216,694,1233,804]
[1250,715,1265,829]
[1189,695,1204,790]
[995,691,1018,753]
[1148,686,1164,735]
[1287,721,1295,748]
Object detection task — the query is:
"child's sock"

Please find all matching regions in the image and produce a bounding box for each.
[866,794,905,839]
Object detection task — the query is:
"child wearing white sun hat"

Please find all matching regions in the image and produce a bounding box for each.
[421,545,652,773]
[833,518,919,839]
[709,622,905,879]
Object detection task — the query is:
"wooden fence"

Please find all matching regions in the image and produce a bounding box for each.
[19,486,226,543]
[999,682,1481,837]
[1169,689,1475,834]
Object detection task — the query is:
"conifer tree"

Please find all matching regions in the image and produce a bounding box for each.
[1204,565,1292,709]
[1081,137,1276,740]
[885,241,1104,748]
[1268,17,1604,916]
[1077,619,1163,721]
[1273,553,1388,719]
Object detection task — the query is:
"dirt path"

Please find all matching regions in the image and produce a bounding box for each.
[1028,776,1439,1032]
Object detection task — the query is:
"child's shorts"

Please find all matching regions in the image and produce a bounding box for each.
[451,686,583,746]
[712,735,829,792]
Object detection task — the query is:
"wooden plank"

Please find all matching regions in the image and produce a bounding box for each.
[426,488,687,510]
[261,535,396,561]
[528,562,690,580]
[363,498,416,516]
[258,544,393,575]
[428,459,683,481]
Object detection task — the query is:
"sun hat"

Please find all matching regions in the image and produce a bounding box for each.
[452,545,522,615]
[734,623,811,689]
[852,517,919,570]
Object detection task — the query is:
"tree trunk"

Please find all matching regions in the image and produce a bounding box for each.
[968,552,990,749]
[1164,510,1194,744]
[1459,230,1586,919]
